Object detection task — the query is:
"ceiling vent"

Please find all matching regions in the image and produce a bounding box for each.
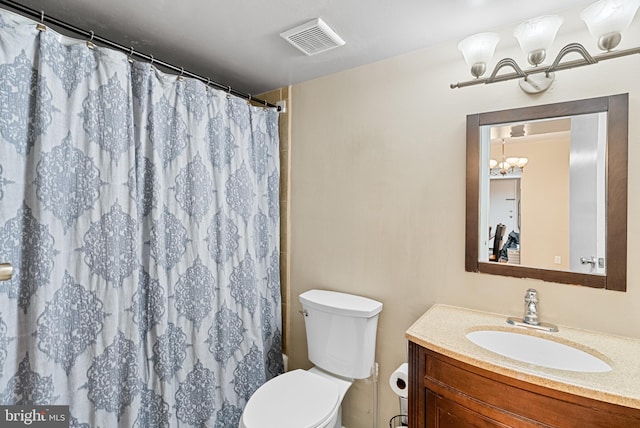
[280,18,345,56]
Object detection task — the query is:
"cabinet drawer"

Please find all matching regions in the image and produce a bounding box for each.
[423,349,640,428]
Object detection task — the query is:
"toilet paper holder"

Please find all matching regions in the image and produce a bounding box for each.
[389,363,409,426]
[389,362,408,398]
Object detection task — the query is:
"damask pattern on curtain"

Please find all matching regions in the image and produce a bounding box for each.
[0,8,283,427]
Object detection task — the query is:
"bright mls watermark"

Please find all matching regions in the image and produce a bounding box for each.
[0,406,69,427]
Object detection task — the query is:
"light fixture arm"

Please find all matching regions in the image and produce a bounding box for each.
[450,43,640,90]
[547,42,597,73]
[487,58,527,81]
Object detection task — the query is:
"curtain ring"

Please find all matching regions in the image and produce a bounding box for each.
[149,54,154,66]
[36,10,46,31]
[127,47,135,64]
[205,78,210,91]
[86,30,95,49]
[227,85,232,99]
[178,67,184,81]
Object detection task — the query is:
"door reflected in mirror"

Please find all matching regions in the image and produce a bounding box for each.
[466,94,628,291]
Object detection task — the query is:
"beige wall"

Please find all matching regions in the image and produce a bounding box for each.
[488,136,571,269]
[287,8,640,428]
[255,87,292,353]
[520,137,571,269]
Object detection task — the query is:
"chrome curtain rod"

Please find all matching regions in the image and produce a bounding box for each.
[0,0,279,110]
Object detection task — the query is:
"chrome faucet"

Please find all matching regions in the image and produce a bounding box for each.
[507,288,558,332]
[523,288,540,325]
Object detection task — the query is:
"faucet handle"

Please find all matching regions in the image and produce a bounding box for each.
[525,288,538,303]
[524,288,540,326]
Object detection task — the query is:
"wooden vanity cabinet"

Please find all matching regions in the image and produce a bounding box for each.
[408,341,640,428]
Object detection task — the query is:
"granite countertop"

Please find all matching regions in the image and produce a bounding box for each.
[405,304,640,409]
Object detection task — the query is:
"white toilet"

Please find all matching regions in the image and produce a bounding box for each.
[239,289,383,428]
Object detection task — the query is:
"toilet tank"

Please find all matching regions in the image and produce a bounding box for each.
[299,289,383,379]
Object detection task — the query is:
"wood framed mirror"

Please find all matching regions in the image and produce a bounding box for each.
[465,94,628,291]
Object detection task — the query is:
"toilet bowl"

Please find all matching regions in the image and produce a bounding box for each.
[239,367,352,428]
[240,289,383,428]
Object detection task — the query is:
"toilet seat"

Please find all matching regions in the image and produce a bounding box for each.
[241,369,340,428]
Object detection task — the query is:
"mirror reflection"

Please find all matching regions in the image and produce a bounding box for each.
[480,114,606,275]
[465,94,628,291]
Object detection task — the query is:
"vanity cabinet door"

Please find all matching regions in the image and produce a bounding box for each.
[427,390,514,428]
[408,341,640,428]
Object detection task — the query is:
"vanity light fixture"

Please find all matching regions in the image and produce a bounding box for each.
[452,0,640,93]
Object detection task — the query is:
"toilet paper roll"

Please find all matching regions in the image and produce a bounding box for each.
[389,363,408,398]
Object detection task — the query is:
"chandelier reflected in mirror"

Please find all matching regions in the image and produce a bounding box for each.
[490,139,529,176]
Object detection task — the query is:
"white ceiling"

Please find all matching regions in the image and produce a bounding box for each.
[8,0,597,95]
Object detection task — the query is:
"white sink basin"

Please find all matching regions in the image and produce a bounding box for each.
[466,330,611,373]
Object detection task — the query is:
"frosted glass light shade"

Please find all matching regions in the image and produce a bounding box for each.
[505,157,520,166]
[514,15,564,65]
[580,0,640,50]
[457,32,500,77]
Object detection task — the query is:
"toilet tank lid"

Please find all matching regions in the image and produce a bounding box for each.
[300,290,383,318]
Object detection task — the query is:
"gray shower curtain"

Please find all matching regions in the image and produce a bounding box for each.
[0,8,283,427]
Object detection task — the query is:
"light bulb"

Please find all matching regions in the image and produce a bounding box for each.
[505,157,520,166]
